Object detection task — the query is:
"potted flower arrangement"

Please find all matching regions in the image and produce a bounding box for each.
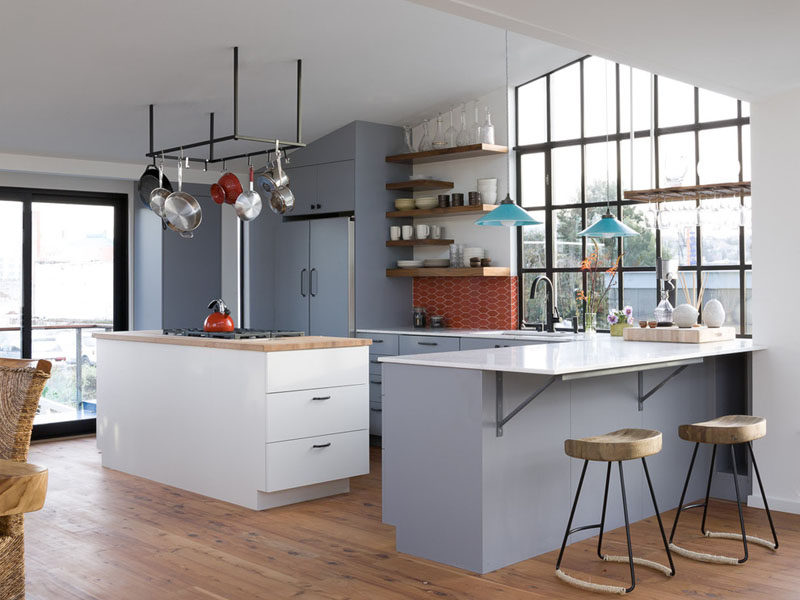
[575,239,622,336]
[608,306,636,336]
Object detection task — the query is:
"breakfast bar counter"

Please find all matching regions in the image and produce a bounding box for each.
[379,336,762,573]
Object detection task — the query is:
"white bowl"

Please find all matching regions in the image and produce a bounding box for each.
[397,260,424,269]
[415,196,438,210]
[409,174,430,180]
[423,259,450,267]
[394,198,416,210]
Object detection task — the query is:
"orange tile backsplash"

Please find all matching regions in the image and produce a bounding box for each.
[412,276,519,330]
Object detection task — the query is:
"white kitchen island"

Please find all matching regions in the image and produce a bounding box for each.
[380,336,762,573]
[95,331,371,510]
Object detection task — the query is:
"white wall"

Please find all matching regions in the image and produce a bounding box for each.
[750,87,800,514]
[409,87,516,272]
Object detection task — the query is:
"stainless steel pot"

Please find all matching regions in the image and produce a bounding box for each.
[267,142,295,215]
[254,148,289,196]
[235,165,263,221]
[164,160,203,236]
[149,161,171,219]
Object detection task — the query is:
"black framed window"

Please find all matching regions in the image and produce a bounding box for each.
[516,56,751,335]
[0,188,128,439]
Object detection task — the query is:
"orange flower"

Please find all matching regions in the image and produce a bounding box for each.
[576,290,587,302]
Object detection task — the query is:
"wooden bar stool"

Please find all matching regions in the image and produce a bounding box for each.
[669,415,778,565]
[556,429,675,594]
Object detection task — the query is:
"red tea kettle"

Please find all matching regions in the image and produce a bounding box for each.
[204,298,235,332]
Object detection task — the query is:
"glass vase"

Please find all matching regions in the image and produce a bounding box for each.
[402,125,414,153]
[432,114,447,148]
[470,104,481,144]
[455,107,470,147]
[418,119,432,152]
[480,107,495,144]
[584,312,597,337]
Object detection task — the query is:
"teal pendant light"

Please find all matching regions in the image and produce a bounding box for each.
[475,30,542,229]
[578,59,639,240]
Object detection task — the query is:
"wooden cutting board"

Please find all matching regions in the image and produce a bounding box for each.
[623,326,736,343]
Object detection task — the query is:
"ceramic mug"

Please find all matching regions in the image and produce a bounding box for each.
[431,225,443,239]
[415,224,430,239]
[389,226,401,241]
[401,225,414,240]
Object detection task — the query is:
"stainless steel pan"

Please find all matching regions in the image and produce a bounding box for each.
[235,165,263,221]
[267,142,295,215]
[164,160,202,237]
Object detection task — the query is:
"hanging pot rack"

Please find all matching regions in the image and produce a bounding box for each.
[146,46,305,168]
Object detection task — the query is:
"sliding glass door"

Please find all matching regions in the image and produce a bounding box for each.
[0,189,128,438]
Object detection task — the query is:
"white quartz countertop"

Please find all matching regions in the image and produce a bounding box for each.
[378,336,762,376]
[357,327,580,342]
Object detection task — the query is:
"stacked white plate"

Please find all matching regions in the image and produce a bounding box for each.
[397,260,424,269]
[463,247,485,265]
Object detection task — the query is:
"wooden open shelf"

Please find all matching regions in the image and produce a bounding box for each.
[385,179,454,192]
[386,204,495,218]
[386,267,510,278]
[385,143,508,165]
[386,239,454,247]
[623,181,751,203]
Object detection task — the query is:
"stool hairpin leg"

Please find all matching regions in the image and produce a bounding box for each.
[642,457,675,576]
[556,460,588,572]
[700,444,717,535]
[670,442,699,544]
[618,461,636,594]
[730,444,749,563]
[748,442,779,550]
[596,462,612,560]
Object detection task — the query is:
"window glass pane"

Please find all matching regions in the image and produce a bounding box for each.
[585,207,619,266]
[517,78,547,145]
[550,62,581,141]
[701,270,741,333]
[699,88,737,122]
[742,124,750,181]
[698,127,739,184]
[744,270,752,334]
[659,201,697,266]
[619,67,651,133]
[523,272,583,325]
[552,146,582,205]
[553,208,582,267]
[741,101,750,118]
[584,141,616,203]
[584,263,615,322]
[520,152,545,207]
[622,272,657,323]
[583,57,616,138]
[520,211,546,269]
[620,135,652,192]
[657,76,694,127]
[622,205,656,267]
[659,132,695,187]
[556,272,584,323]
[700,197,740,265]
[744,196,751,264]
[522,272,546,324]
[0,201,22,358]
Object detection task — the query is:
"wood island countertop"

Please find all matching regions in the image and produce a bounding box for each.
[93,330,371,352]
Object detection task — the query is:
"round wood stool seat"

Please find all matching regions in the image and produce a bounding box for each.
[564,428,662,462]
[678,415,766,445]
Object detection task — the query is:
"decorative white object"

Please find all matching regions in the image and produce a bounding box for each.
[673,303,699,328]
[703,299,726,328]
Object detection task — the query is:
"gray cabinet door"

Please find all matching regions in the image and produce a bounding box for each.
[273,220,310,334]
[316,160,355,214]
[309,218,353,337]
[285,165,317,217]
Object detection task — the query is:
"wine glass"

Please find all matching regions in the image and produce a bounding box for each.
[402,125,414,153]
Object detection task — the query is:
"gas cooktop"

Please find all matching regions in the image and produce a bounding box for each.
[162,328,305,340]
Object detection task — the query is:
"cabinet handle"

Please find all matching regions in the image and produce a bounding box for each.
[418,341,438,346]
[370,407,383,413]
[311,396,331,401]
[312,442,332,449]
[369,379,381,384]
[310,267,318,296]
[370,359,381,364]
[300,268,308,297]
[372,339,384,343]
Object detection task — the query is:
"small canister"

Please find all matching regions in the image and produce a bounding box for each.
[468,191,482,206]
[451,193,464,207]
[430,315,445,328]
[413,307,427,328]
[437,194,450,208]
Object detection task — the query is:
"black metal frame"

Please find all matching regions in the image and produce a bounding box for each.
[146,47,305,167]
[515,56,751,336]
[556,457,674,594]
[0,187,128,440]
[670,441,778,563]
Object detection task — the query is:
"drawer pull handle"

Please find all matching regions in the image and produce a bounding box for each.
[418,341,438,346]
[373,339,384,343]
[370,359,381,364]
[370,407,383,413]
[370,379,381,384]
[311,396,331,401]
[312,442,332,449]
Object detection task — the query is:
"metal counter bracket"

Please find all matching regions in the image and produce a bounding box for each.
[496,372,558,437]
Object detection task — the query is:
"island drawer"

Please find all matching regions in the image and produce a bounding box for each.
[266,347,367,393]
[357,333,399,355]
[266,384,368,443]
[399,335,460,355]
[264,429,369,492]
[458,337,541,350]
[369,402,382,436]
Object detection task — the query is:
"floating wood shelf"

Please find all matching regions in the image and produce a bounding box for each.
[623,181,751,203]
[386,267,510,278]
[385,179,454,192]
[385,144,508,165]
[386,239,454,247]
[386,204,495,218]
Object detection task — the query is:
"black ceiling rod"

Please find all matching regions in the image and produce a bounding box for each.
[149,104,155,165]
[209,112,215,162]
[296,59,302,144]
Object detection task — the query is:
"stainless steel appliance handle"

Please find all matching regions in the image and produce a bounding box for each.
[300,268,307,297]
[310,267,318,296]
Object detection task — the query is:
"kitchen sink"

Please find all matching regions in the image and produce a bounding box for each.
[499,330,575,342]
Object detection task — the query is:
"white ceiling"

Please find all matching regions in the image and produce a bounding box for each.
[410,0,800,103]
[0,0,577,166]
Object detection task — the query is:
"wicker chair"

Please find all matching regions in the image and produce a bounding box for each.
[0,358,51,600]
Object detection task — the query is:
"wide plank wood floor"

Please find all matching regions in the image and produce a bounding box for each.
[22,437,800,599]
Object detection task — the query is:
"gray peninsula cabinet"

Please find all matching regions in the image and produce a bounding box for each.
[248,120,413,335]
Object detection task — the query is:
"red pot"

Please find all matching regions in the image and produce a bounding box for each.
[210,183,226,205]
[218,172,242,205]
